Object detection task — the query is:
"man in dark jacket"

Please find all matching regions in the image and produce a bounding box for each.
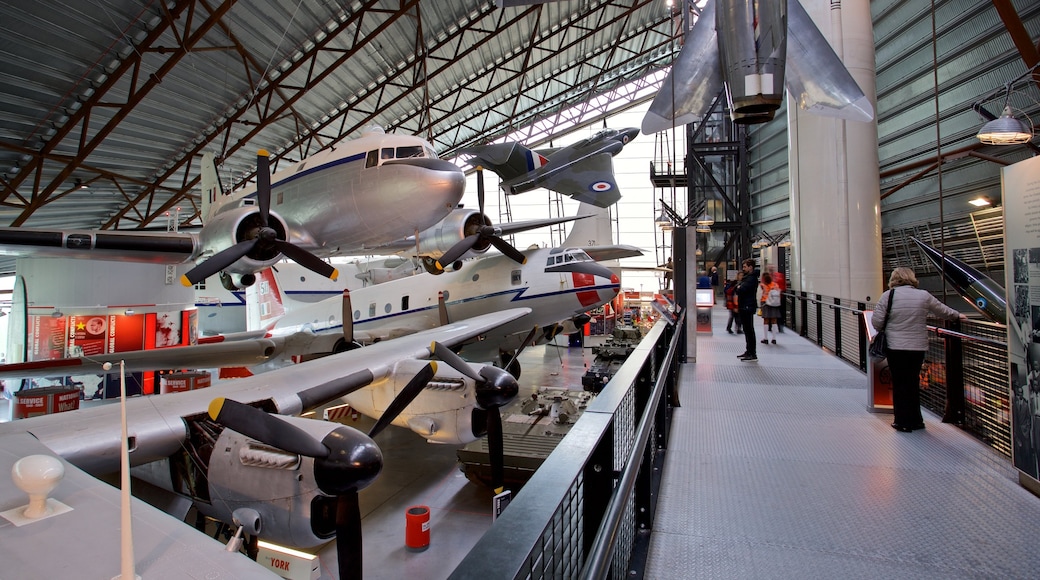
[735,258,760,361]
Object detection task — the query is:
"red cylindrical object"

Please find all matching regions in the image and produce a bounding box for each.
[405,505,430,551]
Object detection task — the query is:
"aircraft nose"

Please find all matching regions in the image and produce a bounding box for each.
[383,157,466,203]
[621,127,640,143]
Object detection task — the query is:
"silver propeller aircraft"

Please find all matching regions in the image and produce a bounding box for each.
[0,308,531,580]
[642,0,874,133]
[457,127,639,208]
[0,127,468,291]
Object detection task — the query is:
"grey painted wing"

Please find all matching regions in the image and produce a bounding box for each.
[785,0,874,122]
[642,0,723,134]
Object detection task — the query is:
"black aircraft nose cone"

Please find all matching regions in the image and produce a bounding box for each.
[314,427,383,495]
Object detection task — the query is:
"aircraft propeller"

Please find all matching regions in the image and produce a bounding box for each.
[181,150,340,287]
[430,341,519,492]
[434,167,527,272]
[207,361,437,580]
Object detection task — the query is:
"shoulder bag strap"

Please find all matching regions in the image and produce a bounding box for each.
[880,288,894,331]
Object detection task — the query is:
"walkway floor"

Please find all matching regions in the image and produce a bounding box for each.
[645,306,1040,579]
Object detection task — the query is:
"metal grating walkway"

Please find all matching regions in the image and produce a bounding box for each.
[645,306,1040,579]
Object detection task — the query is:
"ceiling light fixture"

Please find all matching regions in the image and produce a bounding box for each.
[977,106,1032,145]
[968,196,991,207]
[973,62,1040,146]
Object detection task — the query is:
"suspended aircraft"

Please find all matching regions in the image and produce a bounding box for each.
[457,127,639,208]
[0,127,472,291]
[0,309,531,580]
[641,0,875,133]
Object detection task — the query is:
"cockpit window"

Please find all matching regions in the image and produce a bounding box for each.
[396,146,424,158]
[547,249,594,267]
[381,148,395,160]
[366,150,378,168]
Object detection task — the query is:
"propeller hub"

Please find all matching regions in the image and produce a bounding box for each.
[475,366,519,410]
[313,427,383,496]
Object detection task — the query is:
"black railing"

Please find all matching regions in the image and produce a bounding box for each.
[784,291,1011,458]
[450,311,686,579]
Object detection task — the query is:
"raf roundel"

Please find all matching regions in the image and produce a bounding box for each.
[590,181,613,192]
[976,297,987,309]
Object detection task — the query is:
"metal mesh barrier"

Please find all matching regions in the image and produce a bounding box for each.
[790,292,1012,460]
[451,317,681,579]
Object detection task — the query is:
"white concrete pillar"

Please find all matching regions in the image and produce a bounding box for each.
[787,0,883,303]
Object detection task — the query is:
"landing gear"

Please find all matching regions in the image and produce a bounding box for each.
[500,351,521,379]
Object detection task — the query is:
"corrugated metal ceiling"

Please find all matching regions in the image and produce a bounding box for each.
[0,0,680,236]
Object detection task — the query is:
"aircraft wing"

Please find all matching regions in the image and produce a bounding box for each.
[0,227,199,264]
[0,338,292,381]
[532,151,623,208]
[581,244,644,262]
[0,431,279,578]
[642,0,723,134]
[0,308,532,475]
[784,0,873,122]
[372,215,588,254]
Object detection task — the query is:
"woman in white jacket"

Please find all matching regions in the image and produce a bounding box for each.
[872,267,967,432]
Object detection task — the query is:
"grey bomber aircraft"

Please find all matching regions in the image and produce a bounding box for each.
[0,308,531,580]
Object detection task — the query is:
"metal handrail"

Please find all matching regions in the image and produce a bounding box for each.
[580,309,685,579]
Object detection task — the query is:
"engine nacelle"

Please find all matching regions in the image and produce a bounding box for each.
[196,205,290,277]
[411,208,492,259]
[194,416,379,549]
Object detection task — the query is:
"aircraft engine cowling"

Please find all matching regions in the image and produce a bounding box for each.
[194,416,380,549]
[411,208,492,259]
[195,205,291,278]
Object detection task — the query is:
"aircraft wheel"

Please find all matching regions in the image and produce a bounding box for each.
[333,339,364,353]
[500,352,522,380]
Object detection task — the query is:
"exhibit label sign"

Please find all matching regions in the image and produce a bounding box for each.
[1002,155,1040,492]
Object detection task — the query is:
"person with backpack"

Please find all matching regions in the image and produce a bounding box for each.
[759,271,782,345]
[724,276,742,334]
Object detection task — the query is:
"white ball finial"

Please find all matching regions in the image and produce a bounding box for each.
[11,455,65,518]
[102,362,113,371]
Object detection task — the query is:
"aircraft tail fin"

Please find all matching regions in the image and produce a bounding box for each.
[564,202,613,248]
[199,152,226,223]
[459,142,548,187]
[246,268,289,331]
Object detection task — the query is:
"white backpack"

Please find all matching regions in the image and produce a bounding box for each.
[766,287,781,307]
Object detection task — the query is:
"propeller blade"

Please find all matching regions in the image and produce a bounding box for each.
[504,326,539,372]
[181,239,257,286]
[487,407,505,493]
[342,289,354,344]
[431,341,481,382]
[272,240,339,280]
[435,234,480,271]
[335,492,363,580]
[208,397,330,458]
[488,235,527,265]
[368,362,437,438]
[476,165,486,216]
[437,291,449,326]
[256,150,271,227]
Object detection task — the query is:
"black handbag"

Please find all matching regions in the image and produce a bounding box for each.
[869,288,894,361]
